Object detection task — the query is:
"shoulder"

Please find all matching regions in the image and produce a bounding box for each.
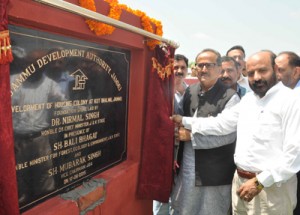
[225,87,236,96]
[186,82,200,95]
[218,81,236,99]
[273,82,293,100]
[293,87,300,95]
[189,82,200,90]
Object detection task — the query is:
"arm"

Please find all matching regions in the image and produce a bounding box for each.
[181,94,240,136]
[191,132,237,149]
[237,96,300,202]
[190,94,240,149]
[257,96,300,187]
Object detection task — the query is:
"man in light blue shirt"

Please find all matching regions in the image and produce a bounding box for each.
[220,56,247,98]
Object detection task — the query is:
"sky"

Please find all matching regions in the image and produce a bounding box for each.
[119,0,300,63]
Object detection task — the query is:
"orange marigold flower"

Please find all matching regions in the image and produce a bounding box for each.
[79,0,163,49]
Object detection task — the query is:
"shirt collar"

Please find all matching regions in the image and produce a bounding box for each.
[175,81,188,95]
[294,80,300,89]
[238,74,246,82]
[254,81,284,100]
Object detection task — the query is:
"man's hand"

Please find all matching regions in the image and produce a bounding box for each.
[170,115,183,127]
[175,127,191,141]
[173,160,180,173]
[237,177,263,202]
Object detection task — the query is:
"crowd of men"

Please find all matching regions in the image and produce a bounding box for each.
[154,46,300,215]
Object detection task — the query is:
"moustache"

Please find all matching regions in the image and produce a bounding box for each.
[252,80,267,88]
[221,77,232,81]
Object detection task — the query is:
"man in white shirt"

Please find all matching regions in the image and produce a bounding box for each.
[275,51,300,215]
[275,51,300,90]
[174,54,189,115]
[171,51,300,215]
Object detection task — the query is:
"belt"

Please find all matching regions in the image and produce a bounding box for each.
[236,168,256,179]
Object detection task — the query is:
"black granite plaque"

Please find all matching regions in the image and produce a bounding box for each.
[9,25,129,212]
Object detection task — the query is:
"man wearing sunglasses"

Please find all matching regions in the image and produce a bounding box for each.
[171,49,240,215]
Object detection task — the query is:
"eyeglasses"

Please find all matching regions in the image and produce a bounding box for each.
[196,63,216,70]
[174,66,187,71]
[174,72,184,77]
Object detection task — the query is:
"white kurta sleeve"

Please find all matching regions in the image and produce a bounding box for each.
[257,96,300,187]
[189,94,240,149]
[182,94,240,136]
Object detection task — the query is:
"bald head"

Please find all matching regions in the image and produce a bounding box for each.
[246,51,277,98]
[275,51,300,89]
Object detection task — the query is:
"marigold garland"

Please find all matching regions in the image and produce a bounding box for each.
[151,57,173,80]
[79,0,163,50]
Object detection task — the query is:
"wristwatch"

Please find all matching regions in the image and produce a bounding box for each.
[254,177,264,190]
